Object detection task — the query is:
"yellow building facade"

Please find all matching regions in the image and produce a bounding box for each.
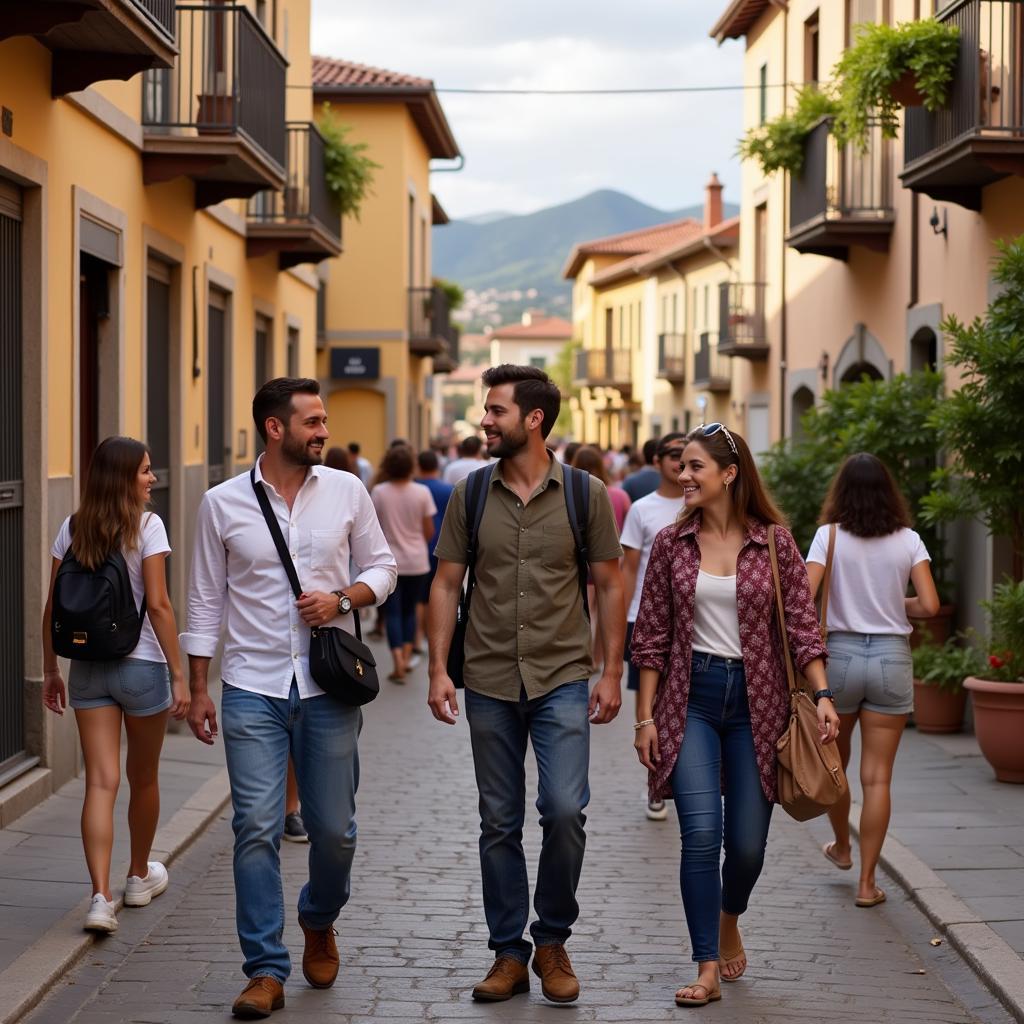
[311,59,462,470]
[0,0,340,819]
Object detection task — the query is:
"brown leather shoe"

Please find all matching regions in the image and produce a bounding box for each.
[231,976,284,1019]
[300,919,340,989]
[471,956,530,1001]
[532,943,580,1003]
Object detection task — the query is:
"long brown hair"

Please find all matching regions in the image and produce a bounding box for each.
[819,452,911,537]
[678,425,788,531]
[571,445,609,485]
[71,436,149,570]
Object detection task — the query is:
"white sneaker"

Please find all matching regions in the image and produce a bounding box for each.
[84,893,118,933]
[407,652,423,670]
[645,797,669,822]
[124,861,169,907]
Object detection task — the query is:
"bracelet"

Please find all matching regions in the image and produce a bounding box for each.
[633,718,655,731]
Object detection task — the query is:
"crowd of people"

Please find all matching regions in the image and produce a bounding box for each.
[39,364,937,1017]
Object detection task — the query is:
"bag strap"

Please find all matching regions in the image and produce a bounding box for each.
[561,465,591,621]
[819,523,837,637]
[459,464,494,612]
[767,524,800,697]
[250,468,362,640]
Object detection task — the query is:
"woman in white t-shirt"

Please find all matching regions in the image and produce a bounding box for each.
[41,437,188,934]
[806,453,939,909]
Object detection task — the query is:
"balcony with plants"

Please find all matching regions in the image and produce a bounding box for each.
[141,3,287,208]
[409,286,455,357]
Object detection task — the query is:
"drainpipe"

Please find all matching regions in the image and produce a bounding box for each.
[430,155,465,173]
[779,5,789,440]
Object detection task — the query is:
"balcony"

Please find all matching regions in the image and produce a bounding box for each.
[573,348,633,395]
[247,123,342,269]
[902,0,1024,211]
[787,118,895,259]
[141,4,286,208]
[408,286,454,356]
[433,330,459,374]
[693,332,731,393]
[717,283,769,359]
[657,333,686,384]
[1,0,177,96]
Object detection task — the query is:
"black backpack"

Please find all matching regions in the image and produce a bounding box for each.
[51,518,147,661]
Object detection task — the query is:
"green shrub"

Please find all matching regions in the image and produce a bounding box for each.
[737,87,839,177]
[981,579,1024,682]
[911,638,982,694]
[316,104,380,220]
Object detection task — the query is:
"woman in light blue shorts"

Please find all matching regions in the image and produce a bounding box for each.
[805,454,939,909]
[41,437,189,934]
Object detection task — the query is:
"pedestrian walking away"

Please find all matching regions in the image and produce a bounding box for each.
[414,449,454,656]
[427,364,626,1005]
[631,422,839,1009]
[442,433,488,485]
[806,453,939,908]
[41,436,189,935]
[621,438,662,502]
[619,431,686,821]
[181,377,397,1020]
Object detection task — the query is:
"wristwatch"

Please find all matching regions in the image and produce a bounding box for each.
[332,590,353,615]
[813,688,835,703]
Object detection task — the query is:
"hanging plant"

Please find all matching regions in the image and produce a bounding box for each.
[316,103,380,220]
[737,86,839,177]
[832,18,960,151]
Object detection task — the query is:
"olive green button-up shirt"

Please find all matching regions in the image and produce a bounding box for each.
[434,453,623,701]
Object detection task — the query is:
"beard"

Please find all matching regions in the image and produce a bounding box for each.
[486,423,529,459]
[281,429,324,467]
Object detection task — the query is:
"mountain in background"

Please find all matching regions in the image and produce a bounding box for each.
[432,188,738,333]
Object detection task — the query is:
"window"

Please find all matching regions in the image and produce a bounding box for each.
[287,326,299,377]
[758,63,768,124]
[804,11,820,84]
[529,356,546,369]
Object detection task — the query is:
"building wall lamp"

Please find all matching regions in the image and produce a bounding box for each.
[929,206,948,238]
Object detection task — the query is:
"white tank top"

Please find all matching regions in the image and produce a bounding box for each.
[691,570,743,660]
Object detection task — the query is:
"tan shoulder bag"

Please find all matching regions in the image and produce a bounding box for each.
[768,524,848,821]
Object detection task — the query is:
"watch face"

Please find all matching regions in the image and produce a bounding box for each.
[339,595,352,613]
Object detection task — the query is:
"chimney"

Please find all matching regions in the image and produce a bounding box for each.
[704,172,723,231]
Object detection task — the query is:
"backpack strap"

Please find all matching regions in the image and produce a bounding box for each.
[461,464,495,610]
[561,465,591,621]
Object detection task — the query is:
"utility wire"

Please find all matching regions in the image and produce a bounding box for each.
[288,82,793,94]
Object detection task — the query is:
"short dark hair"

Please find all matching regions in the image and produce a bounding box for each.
[459,435,483,457]
[819,452,912,537]
[481,364,561,440]
[655,432,687,456]
[381,445,414,481]
[252,377,320,442]
[417,449,439,473]
[641,438,659,464]
[562,441,581,466]
[347,442,360,455]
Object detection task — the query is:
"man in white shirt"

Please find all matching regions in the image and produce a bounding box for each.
[182,378,397,1019]
[442,434,487,485]
[619,432,686,822]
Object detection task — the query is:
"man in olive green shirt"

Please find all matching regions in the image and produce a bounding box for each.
[428,365,625,1005]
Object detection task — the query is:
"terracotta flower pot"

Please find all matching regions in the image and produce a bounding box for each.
[912,679,967,734]
[910,603,955,649]
[964,676,1024,783]
[890,70,927,107]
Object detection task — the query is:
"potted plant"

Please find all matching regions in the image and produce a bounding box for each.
[963,580,1024,782]
[911,637,981,734]
[316,104,379,220]
[831,19,960,151]
[737,86,839,177]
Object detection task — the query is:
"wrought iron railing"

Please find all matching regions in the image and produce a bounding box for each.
[791,117,893,230]
[719,282,768,350]
[657,332,686,380]
[693,332,731,387]
[130,0,177,41]
[905,0,1024,166]
[574,348,631,386]
[409,286,453,346]
[142,4,286,170]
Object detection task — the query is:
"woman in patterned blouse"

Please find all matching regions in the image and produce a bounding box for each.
[631,423,839,1009]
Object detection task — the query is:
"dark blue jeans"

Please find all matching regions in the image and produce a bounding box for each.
[464,681,590,963]
[383,573,428,649]
[671,652,773,963]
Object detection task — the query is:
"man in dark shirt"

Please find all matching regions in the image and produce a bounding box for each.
[428,364,625,1006]
[621,438,662,502]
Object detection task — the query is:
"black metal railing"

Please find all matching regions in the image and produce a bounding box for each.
[657,332,686,380]
[130,0,177,41]
[905,0,1024,167]
[574,348,631,386]
[142,4,286,170]
[693,332,731,387]
[791,117,892,229]
[719,282,768,349]
[248,123,340,236]
[409,286,454,346]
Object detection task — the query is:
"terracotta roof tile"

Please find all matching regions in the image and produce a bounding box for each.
[564,218,703,280]
[312,56,431,90]
[491,316,573,340]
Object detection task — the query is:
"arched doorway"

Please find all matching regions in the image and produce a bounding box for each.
[791,385,815,440]
[909,326,938,373]
[840,361,884,385]
[327,387,387,468]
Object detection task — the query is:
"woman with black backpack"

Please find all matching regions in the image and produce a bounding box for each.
[41,436,188,934]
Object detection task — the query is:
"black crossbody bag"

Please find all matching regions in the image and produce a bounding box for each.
[251,470,379,706]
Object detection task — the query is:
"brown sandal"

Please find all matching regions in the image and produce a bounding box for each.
[718,943,747,982]
[822,841,853,871]
[675,980,722,1007]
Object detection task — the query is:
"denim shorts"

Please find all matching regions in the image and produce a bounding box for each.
[68,657,172,716]
[826,632,914,715]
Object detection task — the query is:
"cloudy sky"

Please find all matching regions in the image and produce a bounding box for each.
[310,1,746,220]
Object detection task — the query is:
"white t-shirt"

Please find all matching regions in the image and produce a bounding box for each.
[619,491,685,622]
[807,524,930,636]
[692,571,743,660]
[52,513,171,663]
[443,457,486,486]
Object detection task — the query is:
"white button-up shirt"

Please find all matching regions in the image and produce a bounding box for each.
[179,458,397,699]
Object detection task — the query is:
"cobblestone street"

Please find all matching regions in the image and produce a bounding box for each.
[24,651,1015,1024]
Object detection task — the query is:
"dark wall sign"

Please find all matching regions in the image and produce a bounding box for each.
[331,347,380,380]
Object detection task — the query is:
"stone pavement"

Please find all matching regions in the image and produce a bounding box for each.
[21,655,1015,1024]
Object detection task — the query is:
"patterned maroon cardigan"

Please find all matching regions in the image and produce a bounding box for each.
[630,513,826,804]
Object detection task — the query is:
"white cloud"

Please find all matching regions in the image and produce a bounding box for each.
[311,0,746,218]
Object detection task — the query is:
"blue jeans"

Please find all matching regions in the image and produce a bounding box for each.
[384,573,428,649]
[465,681,590,963]
[671,653,773,963]
[221,680,362,982]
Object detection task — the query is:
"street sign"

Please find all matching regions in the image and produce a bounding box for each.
[331,347,380,380]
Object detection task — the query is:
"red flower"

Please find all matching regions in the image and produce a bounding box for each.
[989,654,1005,670]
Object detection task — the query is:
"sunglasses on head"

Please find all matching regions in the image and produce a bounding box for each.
[657,446,685,460]
[697,422,739,457]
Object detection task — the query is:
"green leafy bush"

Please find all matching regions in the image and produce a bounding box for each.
[316,104,380,220]
[911,637,982,693]
[981,579,1024,682]
[737,87,839,176]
